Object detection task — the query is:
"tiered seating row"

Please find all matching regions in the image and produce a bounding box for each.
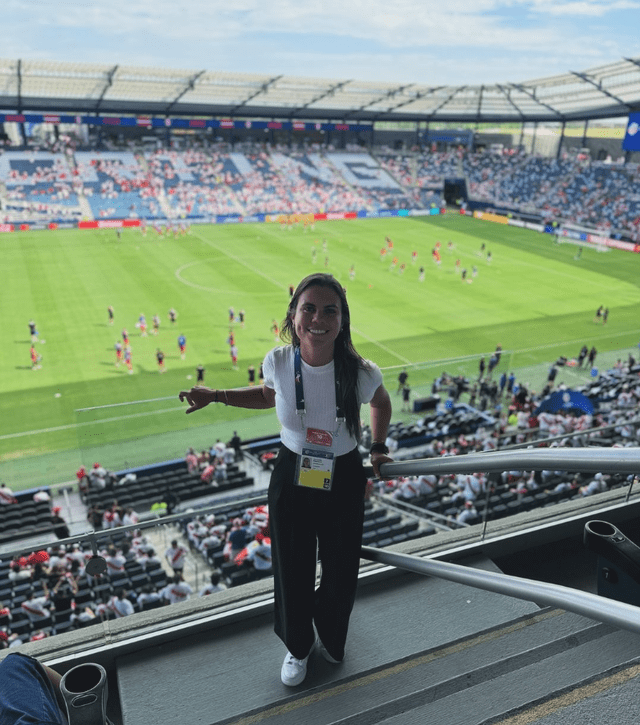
[84,463,253,511]
[0,500,53,543]
[0,548,169,641]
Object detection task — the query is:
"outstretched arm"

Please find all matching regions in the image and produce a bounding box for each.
[178,385,276,414]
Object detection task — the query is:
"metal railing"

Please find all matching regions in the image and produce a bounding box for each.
[5,446,640,654]
[378,447,640,477]
[359,447,640,636]
[497,417,640,451]
[0,495,268,563]
[361,545,640,637]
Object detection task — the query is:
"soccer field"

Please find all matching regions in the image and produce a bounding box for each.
[2,213,640,489]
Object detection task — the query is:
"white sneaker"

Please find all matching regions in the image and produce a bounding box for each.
[281,651,310,687]
[315,636,341,664]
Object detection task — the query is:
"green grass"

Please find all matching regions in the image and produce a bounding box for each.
[2,213,640,489]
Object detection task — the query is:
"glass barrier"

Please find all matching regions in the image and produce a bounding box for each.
[3,408,640,658]
[0,488,271,656]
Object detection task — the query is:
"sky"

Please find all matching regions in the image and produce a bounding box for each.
[4,0,640,86]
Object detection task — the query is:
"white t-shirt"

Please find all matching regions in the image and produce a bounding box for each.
[246,543,272,570]
[162,582,193,605]
[262,345,382,456]
[0,486,14,504]
[109,596,134,617]
[21,597,50,620]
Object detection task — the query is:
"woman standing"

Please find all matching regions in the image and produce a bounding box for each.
[179,273,392,686]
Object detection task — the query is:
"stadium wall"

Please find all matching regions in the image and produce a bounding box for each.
[5,205,637,256]
[465,208,640,253]
[0,208,446,233]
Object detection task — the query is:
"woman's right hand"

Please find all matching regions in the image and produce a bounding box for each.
[178,386,216,414]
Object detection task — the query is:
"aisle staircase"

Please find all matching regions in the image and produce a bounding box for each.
[115,554,640,725]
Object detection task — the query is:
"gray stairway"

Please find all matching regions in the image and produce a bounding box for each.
[115,556,640,725]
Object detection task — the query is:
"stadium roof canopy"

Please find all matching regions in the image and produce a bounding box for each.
[1,57,640,124]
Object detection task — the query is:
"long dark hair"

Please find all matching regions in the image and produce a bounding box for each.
[280,273,370,440]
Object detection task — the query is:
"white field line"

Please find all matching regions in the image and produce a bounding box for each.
[380,328,640,372]
[188,230,287,292]
[76,396,177,412]
[8,329,640,441]
[183,232,411,364]
[353,326,412,364]
[0,406,183,442]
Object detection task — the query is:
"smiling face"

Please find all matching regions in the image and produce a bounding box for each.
[291,284,343,366]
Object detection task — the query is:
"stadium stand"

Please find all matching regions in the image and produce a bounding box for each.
[4,141,640,237]
[1,356,638,681]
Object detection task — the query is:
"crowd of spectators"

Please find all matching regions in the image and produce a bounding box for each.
[2,141,639,235]
[2,345,638,650]
[381,353,640,523]
[185,436,242,486]
[462,148,640,238]
[0,495,270,648]
[183,503,272,582]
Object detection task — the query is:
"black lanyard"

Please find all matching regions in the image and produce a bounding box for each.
[293,346,345,430]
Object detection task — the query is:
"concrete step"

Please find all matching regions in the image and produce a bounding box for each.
[304,619,640,725]
[115,557,640,725]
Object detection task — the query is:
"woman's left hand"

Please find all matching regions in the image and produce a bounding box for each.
[370,452,393,478]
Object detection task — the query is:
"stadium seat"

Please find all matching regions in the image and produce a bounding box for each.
[130,574,151,590]
[149,569,167,588]
[74,589,93,606]
[92,583,113,602]
[10,581,32,597]
[10,619,31,637]
[362,531,377,546]
[140,598,165,612]
[110,573,130,588]
[54,620,73,635]
[53,608,73,624]
[229,570,250,587]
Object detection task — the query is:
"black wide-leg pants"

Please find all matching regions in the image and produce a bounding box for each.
[268,445,367,661]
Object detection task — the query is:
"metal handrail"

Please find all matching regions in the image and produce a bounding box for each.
[372,494,467,531]
[498,417,640,451]
[5,447,640,645]
[4,448,637,561]
[379,447,640,477]
[360,545,640,636]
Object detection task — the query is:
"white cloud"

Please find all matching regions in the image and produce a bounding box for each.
[528,0,640,16]
[1,0,637,86]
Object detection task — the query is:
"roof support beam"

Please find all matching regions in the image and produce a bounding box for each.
[96,65,119,112]
[509,84,564,120]
[291,79,351,113]
[369,86,446,121]
[476,85,484,122]
[353,84,414,114]
[556,120,566,160]
[426,86,467,119]
[16,59,27,145]
[17,59,22,113]
[570,70,630,111]
[496,85,525,121]
[165,70,206,115]
[229,75,282,115]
